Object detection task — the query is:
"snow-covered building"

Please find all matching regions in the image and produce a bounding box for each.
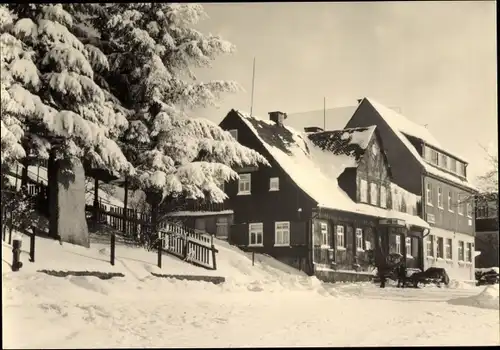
[338,97,478,281]
[219,109,430,281]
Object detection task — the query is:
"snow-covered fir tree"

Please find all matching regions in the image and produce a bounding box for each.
[1,4,133,177]
[71,3,268,220]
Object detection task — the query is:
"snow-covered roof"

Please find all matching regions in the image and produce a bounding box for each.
[285,106,358,133]
[233,110,429,228]
[307,126,377,167]
[361,98,478,192]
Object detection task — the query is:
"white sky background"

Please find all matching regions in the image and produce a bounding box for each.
[192,1,497,184]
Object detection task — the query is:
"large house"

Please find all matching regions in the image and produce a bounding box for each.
[290,97,478,281]
[475,192,499,268]
[219,109,430,281]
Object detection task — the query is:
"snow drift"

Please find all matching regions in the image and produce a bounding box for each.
[448,284,499,310]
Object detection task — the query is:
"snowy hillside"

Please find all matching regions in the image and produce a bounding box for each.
[2,232,499,348]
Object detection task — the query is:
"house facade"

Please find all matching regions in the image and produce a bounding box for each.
[344,98,478,281]
[219,109,429,281]
[474,192,499,268]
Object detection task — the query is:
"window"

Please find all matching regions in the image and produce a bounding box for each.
[448,192,453,212]
[431,149,439,165]
[441,154,448,169]
[238,173,251,195]
[449,158,457,173]
[405,237,412,257]
[412,237,419,257]
[445,238,452,260]
[380,186,387,208]
[465,242,472,262]
[359,179,368,203]
[370,182,378,206]
[269,177,279,191]
[320,222,329,247]
[424,145,432,162]
[426,235,434,257]
[458,241,464,261]
[426,183,433,205]
[249,223,263,246]
[336,225,345,249]
[436,237,444,258]
[216,217,229,239]
[355,228,364,251]
[457,162,465,177]
[466,202,473,218]
[274,221,290,246]
[476,205,488,219]
[458,199,464,216]
[437,187,443,208]
[395,235,401,255]
[228,129,238,141]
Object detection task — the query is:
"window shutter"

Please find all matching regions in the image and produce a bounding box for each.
[290,221,306,246]
[229,224,248,246]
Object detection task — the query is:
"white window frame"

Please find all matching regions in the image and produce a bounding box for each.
[370,182,378,206]
[320,222,329,248]
[269,177,280,192]
[431,149,439,165]
[355,228,364,251]
[426,183,433,206]
[458,198,464,216]
[228,129,238,141]
[441,154,448,169]
[426,235,434,257]
[248,223,263,247]
[380,186,387,208]
[359,179,368,203]
[457,162,465,177]
[448,191,453,212]
[274,221,290,247]
[405,237,412,258]
[336,225,345,250]
[437,187,443,209]
[449,158,457,173]
[465,242,472,262]
[238,173,251,195]
[395,235,401,255]
[458,240,464,261]
[466,202,473,218]
[445,238,452,260]
[436,237,444,259]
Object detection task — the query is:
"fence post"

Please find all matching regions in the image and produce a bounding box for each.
[110,232,116,266]
[157,232,162,268]
[30,226,36,263]
[211,235,217,270]
[8,210,13,245]
[184,234,190,260]
[252,251,255,266]
[12,238,23,271]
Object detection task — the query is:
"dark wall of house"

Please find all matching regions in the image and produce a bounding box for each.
[219,111,317,265]
[404,134,424,156]
[423,176,475,235]
[346,100,424,195]
[475,231,499,268]
[475,218,498,232]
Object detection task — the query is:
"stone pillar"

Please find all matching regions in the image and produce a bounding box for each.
[50,157,90,248]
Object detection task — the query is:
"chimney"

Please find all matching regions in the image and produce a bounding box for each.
[269,111,287,126]
[304,126,324,133]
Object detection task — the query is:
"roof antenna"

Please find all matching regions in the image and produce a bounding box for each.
[323,97,326,130]
[250,57,256,117]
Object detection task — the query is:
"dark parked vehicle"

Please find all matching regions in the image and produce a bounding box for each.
[407,267,450,288]
[475,268,499,286]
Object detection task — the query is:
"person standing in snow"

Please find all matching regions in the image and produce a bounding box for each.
[397,262,407,288]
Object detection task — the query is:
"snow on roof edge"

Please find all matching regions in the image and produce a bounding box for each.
[234,110,430,228]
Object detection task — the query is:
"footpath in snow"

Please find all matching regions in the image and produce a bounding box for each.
[2,232,499,348]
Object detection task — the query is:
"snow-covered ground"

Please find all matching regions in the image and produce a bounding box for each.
[2,232,499,348]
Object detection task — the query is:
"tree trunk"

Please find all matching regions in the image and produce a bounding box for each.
[48,154,89,247]
[122,177,128,234]
[145,189,162,239]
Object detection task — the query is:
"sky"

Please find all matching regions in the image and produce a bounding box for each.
[192,1,497,184]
